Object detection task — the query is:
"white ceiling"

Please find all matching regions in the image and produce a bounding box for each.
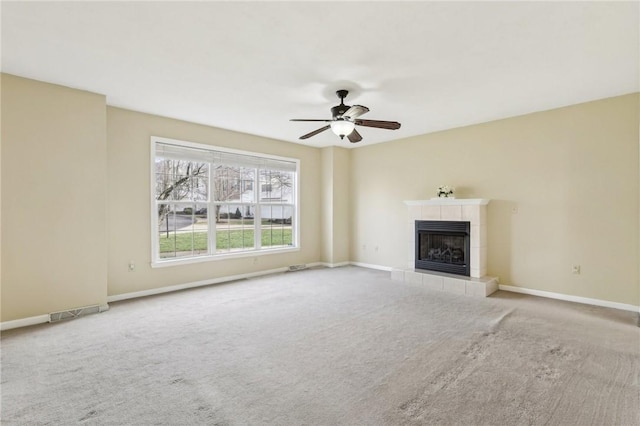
[2,1,638,148]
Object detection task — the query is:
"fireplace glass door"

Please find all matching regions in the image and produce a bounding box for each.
[420,233,466,265]
[415,221,470,276]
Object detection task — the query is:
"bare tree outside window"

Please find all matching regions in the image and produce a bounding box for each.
[259,169,293,202]
[156,159,208,236]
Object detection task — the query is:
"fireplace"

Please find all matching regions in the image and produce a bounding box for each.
[404,198,489,278]
[415,220,470,276]
[394,199,496,297]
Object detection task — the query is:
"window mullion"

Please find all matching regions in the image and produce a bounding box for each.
[254,168,261,250]
[208,164,216,255]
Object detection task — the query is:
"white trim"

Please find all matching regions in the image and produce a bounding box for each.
[1,314,50,331]
[404,198,490,206]
[349,261,393,271]
[150,138,159,261]
[153,136,299,164]
[111,262,389,303]
[294,166,300,249]
[0,304,109,331]
[318,261,351,268]
[151,246,300,268]
[499,284,640,313]
[107,266,290,302]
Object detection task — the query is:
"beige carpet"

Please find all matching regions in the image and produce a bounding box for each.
[1,266,639,425]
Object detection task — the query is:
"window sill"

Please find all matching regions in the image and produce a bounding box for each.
[151,246,300,268]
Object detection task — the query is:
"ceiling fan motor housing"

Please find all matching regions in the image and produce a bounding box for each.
[331,104,351,119]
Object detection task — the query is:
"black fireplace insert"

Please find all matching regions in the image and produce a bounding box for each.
[415,220,470,276]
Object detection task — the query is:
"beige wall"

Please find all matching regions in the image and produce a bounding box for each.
[1,73,637,324]
[332,147,350,264]
[1,74,3,322]
[350,94,639,306]
[320,147,350,265]
[320,148,333,263]
[1,74,108,321]
[106,107,321,297]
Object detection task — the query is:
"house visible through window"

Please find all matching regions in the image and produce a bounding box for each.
[152,137,298,265]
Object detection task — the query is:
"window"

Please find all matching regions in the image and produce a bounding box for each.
[152,137,298,265]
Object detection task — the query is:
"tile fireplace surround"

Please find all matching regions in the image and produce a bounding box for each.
[391,198,498,297]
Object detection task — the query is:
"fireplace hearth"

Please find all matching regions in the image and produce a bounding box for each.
[415,220,470,276]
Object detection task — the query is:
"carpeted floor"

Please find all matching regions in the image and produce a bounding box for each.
[1,266,639,425]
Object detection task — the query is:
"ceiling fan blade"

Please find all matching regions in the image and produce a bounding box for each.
[290,119,331,122]
[342,105,369,120]
[355,119,401,130]
[299,125,331,140]
[347,128,363,143]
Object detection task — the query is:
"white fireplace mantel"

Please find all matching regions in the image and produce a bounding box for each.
[403,198,490,206]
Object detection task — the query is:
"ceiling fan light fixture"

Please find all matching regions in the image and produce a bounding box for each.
[330,119,355,139]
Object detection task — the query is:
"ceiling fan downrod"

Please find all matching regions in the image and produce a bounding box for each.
[331,90,351,119]
[336,89,349,104]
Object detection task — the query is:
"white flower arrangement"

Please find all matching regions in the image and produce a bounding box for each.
[437,185,455,198]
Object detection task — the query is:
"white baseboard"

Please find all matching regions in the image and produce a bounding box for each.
[4,267,300,330]
[317,261,350,268]
[349,261,393,272]
[110,261,394,304]
[108,262,394,304]
[1,304,110,331]
[12,265,633,331]
[499,284,640,313]
[107,266,291,303]
[1,314,50,331]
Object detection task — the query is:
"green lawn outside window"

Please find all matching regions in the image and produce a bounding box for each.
[159,229,292,254]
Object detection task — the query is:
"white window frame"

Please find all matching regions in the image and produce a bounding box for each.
[150,136,300,268]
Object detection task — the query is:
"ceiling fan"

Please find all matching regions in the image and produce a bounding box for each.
[290,90,401,143]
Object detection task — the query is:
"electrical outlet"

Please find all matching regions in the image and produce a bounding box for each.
[572,265,581,274]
